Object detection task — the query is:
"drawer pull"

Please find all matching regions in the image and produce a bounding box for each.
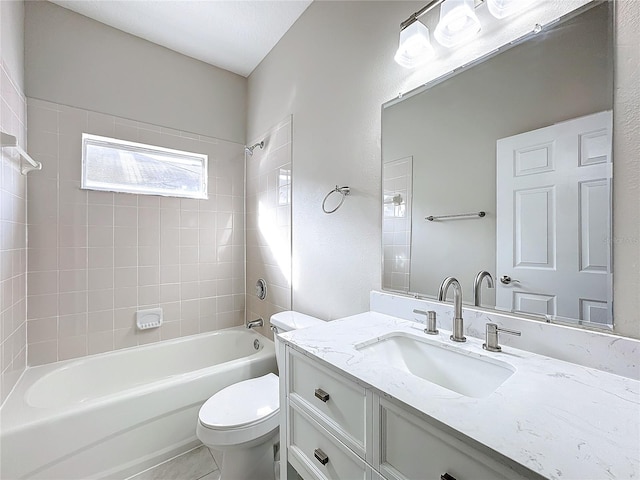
[314,448,329,465]
[314,388,330,402]
[441,474,457,480]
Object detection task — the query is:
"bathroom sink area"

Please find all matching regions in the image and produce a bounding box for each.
[280,311,640,480]
[355,332,515,398]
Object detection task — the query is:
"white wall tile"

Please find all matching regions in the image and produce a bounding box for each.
[27,317,57,344]
[59,269,87,293]
[88,331,113,355]
[87,289,113,312]
[28,340,57,366]
[24,99,245,365]
[58,313,87,337]
[87,309,114,333]
[58,334,87,360]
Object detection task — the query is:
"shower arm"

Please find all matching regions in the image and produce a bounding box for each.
[245,140,264,155]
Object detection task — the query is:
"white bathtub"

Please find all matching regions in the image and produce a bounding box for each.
[0,327,276,479]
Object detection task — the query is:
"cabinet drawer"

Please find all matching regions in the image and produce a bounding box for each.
[288,349,367,453]
[288,401,367,480]
[378,398,528,480]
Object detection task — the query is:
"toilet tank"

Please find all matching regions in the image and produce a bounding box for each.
[270,311,324,371]
[270,311,323,334]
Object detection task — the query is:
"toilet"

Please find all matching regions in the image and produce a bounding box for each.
[196,311,323,480]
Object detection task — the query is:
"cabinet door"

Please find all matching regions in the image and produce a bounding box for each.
[376,398,531,480]
[288,348,369,457]
[287,400,368,480]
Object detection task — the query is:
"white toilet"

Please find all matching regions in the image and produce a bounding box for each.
[196,311,323,480]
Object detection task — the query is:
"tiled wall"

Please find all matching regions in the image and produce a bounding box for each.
[245,116,292,337]
[382,157,412,292]
[26,98,245,366]
[0,60,28,404]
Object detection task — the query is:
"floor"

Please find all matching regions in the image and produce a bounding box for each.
[128,446,220,480]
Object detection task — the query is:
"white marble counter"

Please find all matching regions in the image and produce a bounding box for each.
[280,312,640,480]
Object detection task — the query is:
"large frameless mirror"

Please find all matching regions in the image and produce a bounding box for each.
[381,2,614,329]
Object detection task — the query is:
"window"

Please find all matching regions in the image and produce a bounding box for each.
[81,134,208,199]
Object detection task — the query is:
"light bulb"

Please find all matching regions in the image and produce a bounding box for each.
[433,0,481,48]
[487,0,535,19]
[394,21,435,69]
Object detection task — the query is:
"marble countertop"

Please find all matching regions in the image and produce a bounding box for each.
[280,312,640,480]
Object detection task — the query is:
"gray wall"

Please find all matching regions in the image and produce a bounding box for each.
[248,1,640,338]
[249,1,407,321]
[24,1,246,143]
[1,0,24,88]
[383,4,612,305]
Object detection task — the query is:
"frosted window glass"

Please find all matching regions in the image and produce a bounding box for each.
[82,133,208,199]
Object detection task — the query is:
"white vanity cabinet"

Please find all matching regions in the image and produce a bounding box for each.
[282,346,534,480]
[375,397,529,480]
[284,348,373,480]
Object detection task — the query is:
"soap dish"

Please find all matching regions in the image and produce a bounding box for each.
[136,308,163,330]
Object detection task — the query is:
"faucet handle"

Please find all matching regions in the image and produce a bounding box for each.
[413,309,439,335]
[483,323,521,352]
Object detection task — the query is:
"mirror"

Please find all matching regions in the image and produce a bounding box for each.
[382,3,614,329]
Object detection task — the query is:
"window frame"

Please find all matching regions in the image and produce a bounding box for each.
[81,133,208,199]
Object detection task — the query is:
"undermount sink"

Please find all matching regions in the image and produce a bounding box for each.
[355,333,515,398]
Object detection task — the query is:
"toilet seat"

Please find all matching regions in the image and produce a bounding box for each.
[197,373,279,447]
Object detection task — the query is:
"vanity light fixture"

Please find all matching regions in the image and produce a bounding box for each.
[394,0,535,68]
[486,0,535,19]
[433,0,481,48]
[394,19,435,68]
[393,19,435,68]
[394,0,443,69]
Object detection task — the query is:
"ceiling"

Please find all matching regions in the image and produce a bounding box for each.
[49,0,313,77]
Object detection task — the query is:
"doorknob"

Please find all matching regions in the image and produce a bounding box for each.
[500,275,519,285]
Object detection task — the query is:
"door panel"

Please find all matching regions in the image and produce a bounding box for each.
[514,186,555,268]
[579,179,609,272]
[513,292,556,317]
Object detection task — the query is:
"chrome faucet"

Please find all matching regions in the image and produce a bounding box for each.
[438,277,466,342]
[473,271,494,307]
[246,318,264,329]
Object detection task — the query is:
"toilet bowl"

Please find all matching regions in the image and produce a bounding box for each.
[196,311,323,480]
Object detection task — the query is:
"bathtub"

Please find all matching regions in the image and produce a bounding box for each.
[0,327,276,479]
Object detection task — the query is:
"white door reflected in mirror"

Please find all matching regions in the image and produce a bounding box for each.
[496,111,612,326]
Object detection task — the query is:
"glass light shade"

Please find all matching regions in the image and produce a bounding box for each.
[487,0,534,19]
[394,21,435,69]
[433,0,481,48]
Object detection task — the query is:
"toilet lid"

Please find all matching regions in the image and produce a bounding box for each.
[199,373,279,429]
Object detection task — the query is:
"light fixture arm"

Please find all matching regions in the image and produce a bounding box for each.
[400,0,444,30]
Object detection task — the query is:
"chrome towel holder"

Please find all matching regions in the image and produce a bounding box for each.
[322,185,350,214]
[1,131,42,175]
[426,211,486,221]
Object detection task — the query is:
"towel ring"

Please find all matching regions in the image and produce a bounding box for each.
[322,185,350,214]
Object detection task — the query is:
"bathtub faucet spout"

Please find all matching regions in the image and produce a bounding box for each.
[246,318,264,329]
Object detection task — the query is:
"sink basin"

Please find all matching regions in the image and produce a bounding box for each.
[355,333,515,398]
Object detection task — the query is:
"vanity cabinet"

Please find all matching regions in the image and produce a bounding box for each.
[282,346,533,480]
[376,397,524,480]
[288,348,370,458]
